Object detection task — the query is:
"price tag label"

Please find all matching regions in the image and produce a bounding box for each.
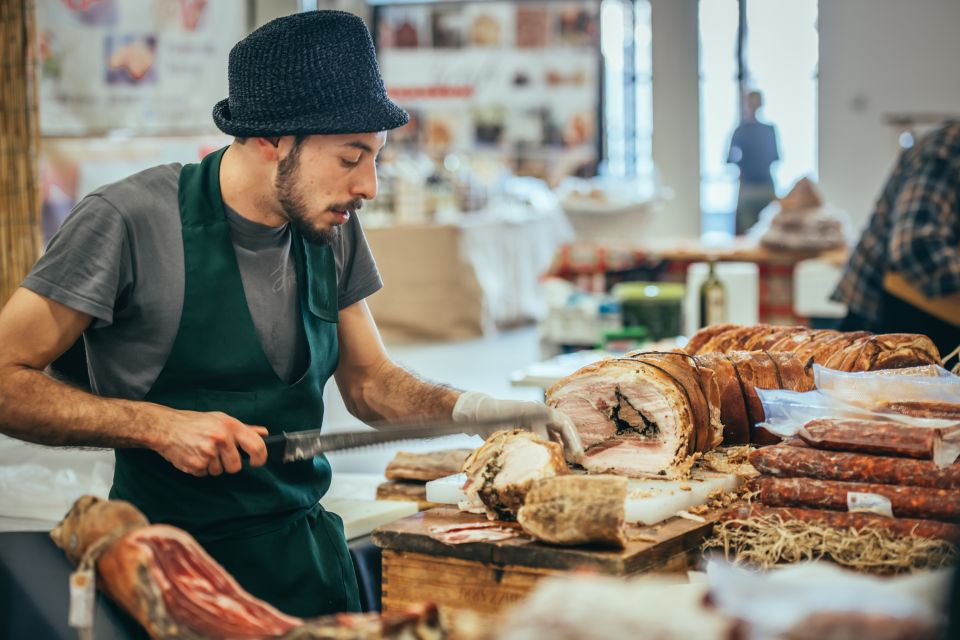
[847,492,893,518]
[68,569,96,630]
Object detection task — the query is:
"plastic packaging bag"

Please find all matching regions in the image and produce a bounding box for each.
[813,363,960,410]
[756,388,958,437]
[755,389,872,438]
[705,559,951,640]
[756,388,960,467]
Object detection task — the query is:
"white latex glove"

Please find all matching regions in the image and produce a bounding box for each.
[452,391,584,462]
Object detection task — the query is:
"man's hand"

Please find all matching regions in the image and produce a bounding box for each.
[153,409,269,477]
[452,391,584,462]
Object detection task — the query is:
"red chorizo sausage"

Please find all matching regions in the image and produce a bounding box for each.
[721,504,960,541]
[750,477,960,522]
[749,444,960,489]
[877,401,960,421]
[797,418,957,460]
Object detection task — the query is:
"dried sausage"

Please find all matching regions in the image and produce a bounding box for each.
[722,504,960,541]
[877,401,960,421]
[797,418,955,459]
[751,476,960,522]
[749,444,960,489]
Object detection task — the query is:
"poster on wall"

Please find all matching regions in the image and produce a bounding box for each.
[37,0,247,135]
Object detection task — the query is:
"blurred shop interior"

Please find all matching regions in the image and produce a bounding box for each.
[4,0,960,470]
[2,1,960,634]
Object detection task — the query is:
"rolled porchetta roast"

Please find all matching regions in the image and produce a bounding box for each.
[460,429,569,520]
[546,349,817,473]
[693,351,814,445]
[685,324,941,371]
[51,496,443,640]
[546,352,723,478]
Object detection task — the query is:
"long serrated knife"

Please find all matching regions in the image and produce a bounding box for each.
[259,408,549,463]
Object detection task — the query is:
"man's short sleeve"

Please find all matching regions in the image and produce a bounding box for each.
[22,194,133,326]
[336,215,383,310]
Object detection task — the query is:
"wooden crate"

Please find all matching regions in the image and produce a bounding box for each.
[374,507,721,614]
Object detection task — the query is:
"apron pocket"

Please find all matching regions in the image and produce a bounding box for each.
[192,388,258,425]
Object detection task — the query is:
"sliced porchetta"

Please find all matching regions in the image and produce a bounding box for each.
[460,429,569,521]
[693,351,814,445]
[546,352,722,478]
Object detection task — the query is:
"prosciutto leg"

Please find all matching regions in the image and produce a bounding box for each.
[51,496,443,639]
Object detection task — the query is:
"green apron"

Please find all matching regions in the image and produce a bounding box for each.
[109,147,360,617]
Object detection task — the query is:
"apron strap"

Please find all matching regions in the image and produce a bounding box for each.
[179,147,229,228]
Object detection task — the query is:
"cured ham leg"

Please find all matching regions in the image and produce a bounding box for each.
[100,526,303,638]
[51,496,300,639]
[51,496,444,639]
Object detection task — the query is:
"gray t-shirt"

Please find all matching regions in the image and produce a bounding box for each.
[23,163,382,399]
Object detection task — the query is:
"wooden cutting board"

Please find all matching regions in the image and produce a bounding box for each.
[372,505,730,614]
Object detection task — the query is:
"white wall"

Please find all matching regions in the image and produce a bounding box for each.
[818,0,960,231]
[253,0,299,28]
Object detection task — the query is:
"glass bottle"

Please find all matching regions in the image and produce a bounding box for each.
[699,260,727,327]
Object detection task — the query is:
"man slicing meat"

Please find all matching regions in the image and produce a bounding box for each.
[0,11,581,617]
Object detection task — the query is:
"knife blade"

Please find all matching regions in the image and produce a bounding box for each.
[260,408,550,463]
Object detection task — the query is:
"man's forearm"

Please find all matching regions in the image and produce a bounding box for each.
[347,361,460,423]
[0,365,166,449]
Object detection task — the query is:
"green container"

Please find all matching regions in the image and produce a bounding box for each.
[601,326,649,352]
[612,282,685,340]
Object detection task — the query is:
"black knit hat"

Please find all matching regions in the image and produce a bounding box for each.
[213,11,409,137]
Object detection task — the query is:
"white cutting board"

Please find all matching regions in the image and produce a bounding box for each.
[320,498,418,541]
[426,471,741,526]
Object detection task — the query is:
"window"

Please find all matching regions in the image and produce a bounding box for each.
[699,0,818,237]
[601,0,653,184]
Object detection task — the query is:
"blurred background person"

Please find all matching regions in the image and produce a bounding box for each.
[832,120,960,356]
[727,90,781,235]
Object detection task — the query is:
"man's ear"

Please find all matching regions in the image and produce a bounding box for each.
[252,136,282,161]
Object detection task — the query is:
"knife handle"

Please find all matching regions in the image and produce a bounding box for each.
[263,434,287,463]
[240,434,287,464]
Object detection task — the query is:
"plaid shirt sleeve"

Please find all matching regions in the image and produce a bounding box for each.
[887,149,960,299]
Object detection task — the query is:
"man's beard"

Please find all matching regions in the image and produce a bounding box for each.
[275,144,361,246]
